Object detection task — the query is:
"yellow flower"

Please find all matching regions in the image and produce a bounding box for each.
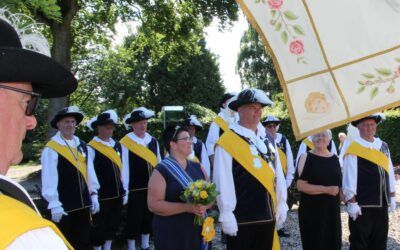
[202,217,215,242]
[195,181,204,189]
[189,183,195,191]
[200,191,208,199]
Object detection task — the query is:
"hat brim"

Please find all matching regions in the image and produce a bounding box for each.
[351,116,382,127]
[0,48,77,98]
[229,100,269,111]
[51,113,84,129]
[92,119,117,129]
[125,116,152,124]
[262,120,281,127]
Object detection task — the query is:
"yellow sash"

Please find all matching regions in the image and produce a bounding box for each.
[0,195,73,249]
[187,155,200,163]
[46,140,88,184]
[88,140,122,171]
[120,136,158,167]
[213,116,229,132]
[345,141,389,173]
[217,129,280,250]
[277,147,287,176]
[303,138,314,149]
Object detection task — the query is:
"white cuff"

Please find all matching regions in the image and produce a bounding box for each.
[47,200,63,210]
[276,202,289,229]
[219,211,236,223]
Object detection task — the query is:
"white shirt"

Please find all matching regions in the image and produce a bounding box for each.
[205,110,238,157]
[41,132,100,210]
[295,136,338,167]
[188,136,211,177]
[213,123,288,232]
[342,137,396,202]
[0,175,68,250]
[275,133,295,188]
[121,132,162,191]
[87,137,128,194]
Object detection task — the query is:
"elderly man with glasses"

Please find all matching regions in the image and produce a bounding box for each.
[0,9,77,249]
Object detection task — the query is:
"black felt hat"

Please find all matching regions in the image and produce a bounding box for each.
[262,115,281,126]
[124,107,155,124]
[229,88,273,111]
[351,113,385,127]
[0,12,77,98]
[182,115,203,130]
[87,110,118,131]
[51,106,84,129]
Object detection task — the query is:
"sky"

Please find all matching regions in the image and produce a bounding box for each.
[113,13,249,93]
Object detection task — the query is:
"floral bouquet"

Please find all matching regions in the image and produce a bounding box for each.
[181,180,218,242]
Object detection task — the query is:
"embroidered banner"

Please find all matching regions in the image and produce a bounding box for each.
[237,0,400,139]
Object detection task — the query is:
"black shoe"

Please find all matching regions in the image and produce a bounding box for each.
[278,229,290,238]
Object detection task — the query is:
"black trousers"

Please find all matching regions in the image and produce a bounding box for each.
[91,197,123,246]
[57,208,91,250]
[226,222,275,250]
[349,205,388,250]
[125,190,153,239]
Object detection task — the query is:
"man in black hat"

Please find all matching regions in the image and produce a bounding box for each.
[120,107,161,250]
[342,113,396,250]
[183,115,211,176]
[41,106,100,250]
[213,88,287,250]
[205,92,238,166]
[0,9,77,249]
[86,110,127,250]
[262,115,294,238]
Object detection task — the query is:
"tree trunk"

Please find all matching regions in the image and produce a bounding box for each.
[46,0,79,139]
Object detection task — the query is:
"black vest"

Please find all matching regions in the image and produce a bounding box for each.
[231,133,274,225]
[128,137,158,191]
[56,140,91,212]
[276,135,287,155]
[91,141,125,200]
[193,139,203,161]
[356,142,391,207]
[0,177,36,211]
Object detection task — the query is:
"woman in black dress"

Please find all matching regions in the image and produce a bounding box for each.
[148,126,211,250]
[296,130,342,250]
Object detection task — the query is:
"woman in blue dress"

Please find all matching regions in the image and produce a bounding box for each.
[148,125,211,250]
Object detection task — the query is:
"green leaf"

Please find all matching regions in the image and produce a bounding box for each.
[370,87,379,99]
[281,31,288,44]
[357,86,366,94]
[361,73,375,79]
[275,22,282,31]
[358,80,364,85]
[284,11,298,20]
[395,58,400,63]
[375,68,392,77]
[271,10,277,17]
[293,25,305,35]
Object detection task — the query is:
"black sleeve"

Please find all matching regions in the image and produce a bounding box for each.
[295,153,311,181]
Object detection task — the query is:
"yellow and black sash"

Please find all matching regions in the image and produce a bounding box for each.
[303,138,314,150]
[46,140,88,184]
[213,116,229,132]
[277,147,287,176]
[187,155,200,163]
[217,129,280,250]
[345,141,389,173]
[120,136,158,167]
[0,195,73,249]
[88,140,122,172]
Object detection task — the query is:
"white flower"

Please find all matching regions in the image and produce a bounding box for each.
[253,158,262,169]
[250,145,259,156]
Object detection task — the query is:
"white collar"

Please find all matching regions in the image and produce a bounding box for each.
[275,133,282,143]
[94,136,115,147]
[52,131,80,147]
[127,132,152,145]
[354,136,382,150]
[230,123,268,154]
[192,136,198,143]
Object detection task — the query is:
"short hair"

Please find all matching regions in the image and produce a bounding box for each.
[163,125,189,154]
[310,129,332,141]
[338,132,346,138]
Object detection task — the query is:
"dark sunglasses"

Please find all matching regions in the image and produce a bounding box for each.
[0,84,41,116]
[266,124,277,128]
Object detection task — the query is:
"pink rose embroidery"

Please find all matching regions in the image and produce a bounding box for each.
[289,40,304,55]
[268,0,283,10]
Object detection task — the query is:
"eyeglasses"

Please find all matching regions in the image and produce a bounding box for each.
[176,136,193,142]
[0,84,41,116]
[266,124,277,128]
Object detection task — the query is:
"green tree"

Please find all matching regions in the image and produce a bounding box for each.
[236,25,281,96]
